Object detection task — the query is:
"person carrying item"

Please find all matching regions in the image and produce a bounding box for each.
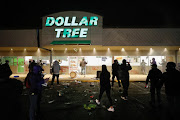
[80,58,87,76]
[159,62,180,120]
[146,64,162,107]
[51,60,60,87]
[95,65,114,112]
[112,59,121,88]
[120,59,132,100]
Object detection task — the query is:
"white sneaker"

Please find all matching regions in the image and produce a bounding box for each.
[107,107,114,112]
[95,99,100,105]
[121,96,128,100]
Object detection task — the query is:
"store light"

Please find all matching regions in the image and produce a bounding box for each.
[136,48,139,51]
[164,48,167,51]
[93,48,96,50]
[179,48,180,51]
[65,48,67,50]
[121,48,125,51]
[51,48,53,50]
[11,48,13,51]
[24,48,26,51]
[150,48,153,51]
[79,48,82,51]
[108,48,110,50]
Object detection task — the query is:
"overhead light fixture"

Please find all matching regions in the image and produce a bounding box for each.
[121,48,125,51]
[136,48,139,51]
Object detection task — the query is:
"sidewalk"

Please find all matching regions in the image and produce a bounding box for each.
[10,74,147,82]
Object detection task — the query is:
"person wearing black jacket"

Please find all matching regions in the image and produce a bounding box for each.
[146,64,162,107]
[120,59,132,100]
[96,65,114,112]
[112,60,121,88]
[159,62,180,120]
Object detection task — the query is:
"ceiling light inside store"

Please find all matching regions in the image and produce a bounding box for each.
[11,48,13,51]
[136,48,139,51]
[24,48,26,51]
[51,48,53,50]
[121,48,125,51]
[65,48,67,50]
[164,48,167,51]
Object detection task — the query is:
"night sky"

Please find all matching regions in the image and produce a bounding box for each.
[0,2,180,29]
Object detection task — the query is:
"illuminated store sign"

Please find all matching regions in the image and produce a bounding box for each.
[45,16,98,38]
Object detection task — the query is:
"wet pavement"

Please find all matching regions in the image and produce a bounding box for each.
[20,81,171,120]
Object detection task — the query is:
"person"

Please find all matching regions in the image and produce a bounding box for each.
[95,65,114,112]
[112,60,121,88]
[38,59,43,68]
[120,59,132,100]
[28,60,32,72]
[51,60,60,87]
[0,62,23,120]
[159,62,180,120]
[29,60,36,73]
[0,59,2,65]
[29,64,49,120]
[80,58,87,76]
[140,59,147,74]
[146,64,162,107]
[159,59,167,73]
[150,58,156,65]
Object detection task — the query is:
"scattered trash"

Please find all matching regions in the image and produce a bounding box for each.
[88,112,92,115]
[84,104,96,110]
[75,80,81,84]
[57,90,63,96]
[46,95,50,98]
[14,76,19,78]
[90,95,94,98]
[115,99,118,102]
[48,100,55,104]
[90,82,95,87]
[92,92,97,94]
[42,83,48,87]
[65,102,71,105]
[89,100,93,103]
[84,94,87,96]
[102,105,106,108]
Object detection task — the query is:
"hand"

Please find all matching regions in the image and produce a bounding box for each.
[145,84,148,88]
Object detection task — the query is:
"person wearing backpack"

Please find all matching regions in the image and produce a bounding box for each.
[146,64,162,107]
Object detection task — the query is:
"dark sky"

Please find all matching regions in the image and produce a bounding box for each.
[1,2,180,29]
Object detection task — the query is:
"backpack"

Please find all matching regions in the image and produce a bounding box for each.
[24,73,31,88]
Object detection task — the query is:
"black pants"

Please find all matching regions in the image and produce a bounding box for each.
[112,72,121,87]
[51,74,59,85]
[99,87,112,106]
[150,86,161,104]
[121,79,129,97]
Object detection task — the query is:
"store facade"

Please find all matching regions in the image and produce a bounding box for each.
[0,11,180,75]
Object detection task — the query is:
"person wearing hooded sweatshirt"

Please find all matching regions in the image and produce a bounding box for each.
[95,65,114,112]
[120,59,132,100]
[159,62,180,120]
[51,60,60,86]
[29,65,48,120]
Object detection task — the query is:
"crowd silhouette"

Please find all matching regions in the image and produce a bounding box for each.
[0,58,180,120]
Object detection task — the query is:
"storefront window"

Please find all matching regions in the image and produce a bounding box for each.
[52,56,69,66]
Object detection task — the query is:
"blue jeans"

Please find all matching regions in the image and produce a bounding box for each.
[29,93,41,120]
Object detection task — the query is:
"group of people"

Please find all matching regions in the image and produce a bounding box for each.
[146,61,180,119]
[140,58,167,74]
